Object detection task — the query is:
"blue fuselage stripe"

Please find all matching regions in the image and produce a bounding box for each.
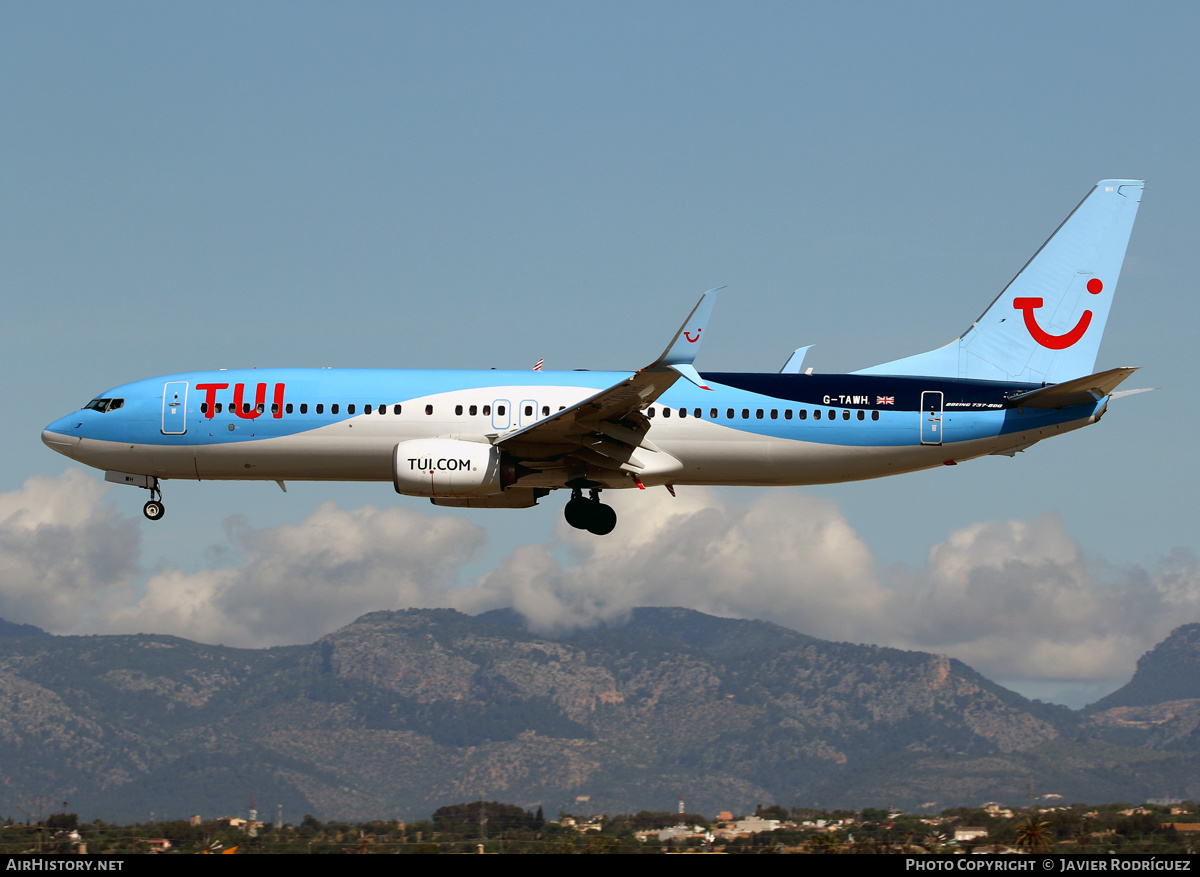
[45,368,1092,451]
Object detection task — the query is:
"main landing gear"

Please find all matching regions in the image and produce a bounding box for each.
[564,487,617,535]
[142,484,165,521]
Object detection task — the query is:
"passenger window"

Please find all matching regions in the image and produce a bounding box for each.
[496,405,505,416]
[455,405,463,416]
[426,404,434,415]
[394,404,402,415]
[483,405,491,416]
[770,409,778,419]
[799,409,807,420]
[286,403,294,414]
[695,408,702,418]
[828,409,836,419]
[215,403,223,413]
[365,404,372,414]
[201,403,208,414]
[710,408,718,419]
[726,408,734,419]
[271,403,279,414]
[348,404,356,415]
[872,410,880,421]
[742,409,749,419]
[842,410,850,420]
[542,406,550,416]
[525,405,533,416]
[378,404,386,414]
[300,404,308,414]
[814,409,821,420]
[784,409,792,420]
[469,405,478,416]
[663,408,671,418]
[316,404,324,414]
[648,407,656,418]
[678,408,686,418]
[331,404,339,414]
[756,409,764,419]
[857,410,864,420]
[256,403,265,414]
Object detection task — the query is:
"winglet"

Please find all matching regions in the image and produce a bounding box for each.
[493,291,723,447]
[668,362,711,390]
[655,288,721,369]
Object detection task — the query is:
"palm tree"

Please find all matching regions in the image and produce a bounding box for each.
[1015,817,1051,853]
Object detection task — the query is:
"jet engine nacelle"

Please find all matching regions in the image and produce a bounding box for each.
[392,439,511,497]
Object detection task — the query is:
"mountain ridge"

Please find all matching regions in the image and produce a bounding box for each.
[0,607,1194,821]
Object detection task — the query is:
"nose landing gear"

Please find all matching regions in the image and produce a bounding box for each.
[103,471,167,521]
[564,487,617,535]
[142,482,165,521]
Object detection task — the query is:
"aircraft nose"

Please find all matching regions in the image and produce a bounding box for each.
[42,419,81,458]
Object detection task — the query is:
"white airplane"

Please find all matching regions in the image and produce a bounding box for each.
[43,180,1145,535]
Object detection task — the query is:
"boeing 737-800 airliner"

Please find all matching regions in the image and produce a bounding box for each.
[43,180,1145,535]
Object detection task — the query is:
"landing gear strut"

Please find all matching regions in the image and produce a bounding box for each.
[564,487,616,535]
[142,483,165,521]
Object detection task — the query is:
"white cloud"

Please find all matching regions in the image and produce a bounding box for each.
[0,471,484,647]
[0,470,140,630]
[459,487,891,641]
[103,501,485,646]
[462,492,1200,691]
[881,516,1200,684]
[3,472,1200,697]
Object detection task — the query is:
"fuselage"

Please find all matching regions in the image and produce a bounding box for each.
[42,367,1102,491]
[38,181,1141,533]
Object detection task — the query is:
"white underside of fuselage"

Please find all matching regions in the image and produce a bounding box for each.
[50,411,1094,493]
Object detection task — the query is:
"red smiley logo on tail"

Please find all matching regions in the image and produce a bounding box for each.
[684,328,701,343]
[1013,278,1103,350]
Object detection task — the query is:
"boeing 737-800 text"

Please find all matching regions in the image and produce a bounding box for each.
[43,180,1145,535]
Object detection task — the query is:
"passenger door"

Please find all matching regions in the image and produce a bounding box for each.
[920,390,943,445]
[161,382,188,435]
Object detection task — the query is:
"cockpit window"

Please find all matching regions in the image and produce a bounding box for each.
[83,398,124,413]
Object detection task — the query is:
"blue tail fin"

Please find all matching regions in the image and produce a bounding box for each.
[855,180,1143,383]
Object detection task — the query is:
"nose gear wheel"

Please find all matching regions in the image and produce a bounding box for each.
[141,480,165,521]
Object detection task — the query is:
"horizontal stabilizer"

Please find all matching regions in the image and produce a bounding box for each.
[1004,366,1138,409]
[1110,386,1157,401]
[779,346,813,374]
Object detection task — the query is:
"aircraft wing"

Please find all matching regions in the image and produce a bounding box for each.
[493,290,720,479]
[1004,366,1138,409]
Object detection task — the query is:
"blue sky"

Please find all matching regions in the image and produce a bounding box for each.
[3,2,1198,707]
